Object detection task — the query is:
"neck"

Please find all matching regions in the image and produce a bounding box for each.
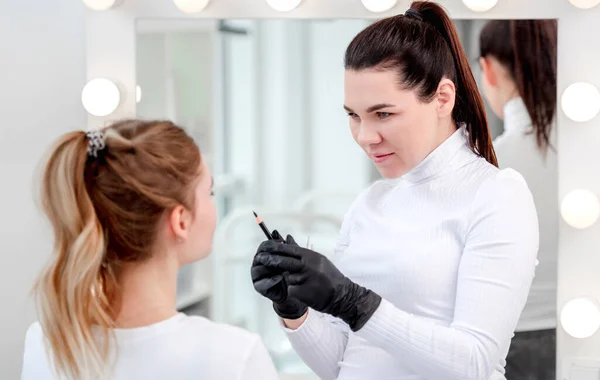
[113,252,179,328]
[499,83,520,120]
[435,118,458,151]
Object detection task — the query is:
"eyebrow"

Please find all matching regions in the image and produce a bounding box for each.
[344,103,396,113]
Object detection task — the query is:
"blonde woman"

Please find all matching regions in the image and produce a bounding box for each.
[21,120,279,380]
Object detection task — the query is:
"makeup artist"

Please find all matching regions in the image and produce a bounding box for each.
[251,2,539,380]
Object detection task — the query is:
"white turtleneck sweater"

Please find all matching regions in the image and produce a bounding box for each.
[284,127,539,380]
[493,97,558,332]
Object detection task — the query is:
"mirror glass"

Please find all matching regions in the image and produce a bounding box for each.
[136,18,558,378]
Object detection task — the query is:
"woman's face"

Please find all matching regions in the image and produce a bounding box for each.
[344,68,454,179]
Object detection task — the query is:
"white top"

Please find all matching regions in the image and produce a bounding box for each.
[284,127,539,380]
[493,97,558,332]
[21,313,279,380]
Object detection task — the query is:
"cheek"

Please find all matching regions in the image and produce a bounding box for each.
[389,107,437,155]
[194,197,217,237]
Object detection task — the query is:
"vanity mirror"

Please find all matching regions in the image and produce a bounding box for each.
[86,1,600,379]
[134,17,560,378]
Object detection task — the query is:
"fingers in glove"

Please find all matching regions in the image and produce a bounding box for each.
[286,272,310,285]
[285,234,298,246]
[258,239,305,258]
[251,264,284,282]
[254,251,304,272]
[272,229,285,243]
[253,274,284,293]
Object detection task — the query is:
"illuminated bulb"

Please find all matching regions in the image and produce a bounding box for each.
[136,85,142,104]
[265,0,302,11]
[172,0,210,13]
[561,189,600,229]
[361,0,397,12]
[561,298,600,338]
[81,78,121,117]
[562,82,600,122]
[568,0,600,9]
[462,0,498,12]
[82,0,118,10]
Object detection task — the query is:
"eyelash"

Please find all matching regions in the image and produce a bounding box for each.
[346,112,392,120]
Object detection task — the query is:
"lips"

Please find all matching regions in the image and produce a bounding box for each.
[371,153,394,164]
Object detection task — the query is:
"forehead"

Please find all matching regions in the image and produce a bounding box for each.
[344,69,410,109]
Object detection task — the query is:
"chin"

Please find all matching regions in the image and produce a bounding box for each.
[377,166,407,179]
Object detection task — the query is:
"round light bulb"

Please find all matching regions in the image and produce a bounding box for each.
[462,0,498,12]
[172,0,210,13]
[561,298,600,338]
[561,82,600,122]
[568,0,600,9]
[82,0,117,11]
[265,0,302,11]
[361,0,398,12]
[136,85,142,104]
[561,189,600,229]
[81,78,121,117]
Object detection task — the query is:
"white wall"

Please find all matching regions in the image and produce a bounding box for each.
[557,9,600,377]
[0,0,85,378]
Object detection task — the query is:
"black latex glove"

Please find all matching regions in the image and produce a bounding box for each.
[251,230,308,320]
[255,236,382,331]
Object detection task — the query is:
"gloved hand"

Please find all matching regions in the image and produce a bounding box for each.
[251,230,308,320]
[254,235,382,331]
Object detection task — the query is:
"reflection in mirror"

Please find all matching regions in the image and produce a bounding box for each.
[472,18,558,379]
[136,17,557,379]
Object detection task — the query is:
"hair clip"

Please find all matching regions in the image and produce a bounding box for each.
[86,130,106,158]
[404,8,423,21]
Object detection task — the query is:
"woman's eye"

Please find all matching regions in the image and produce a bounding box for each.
[376,112,391,119]
[347,113,360,120]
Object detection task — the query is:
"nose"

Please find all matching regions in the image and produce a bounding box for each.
[355,123,382,146]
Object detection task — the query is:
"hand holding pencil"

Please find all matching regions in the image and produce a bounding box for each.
[251,211,308,320]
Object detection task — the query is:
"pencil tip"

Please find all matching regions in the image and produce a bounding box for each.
[252,211,258,217]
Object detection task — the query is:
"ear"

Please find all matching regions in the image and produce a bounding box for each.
[168,205,192,243]
[479,57,497,87]
[436,78,456,118]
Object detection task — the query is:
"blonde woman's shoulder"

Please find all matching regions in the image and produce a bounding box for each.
[178,315,279,380]
[22,322,54,380]
[181,314,264,352]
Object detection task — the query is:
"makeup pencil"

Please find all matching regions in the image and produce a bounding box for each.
[253,211,274,240]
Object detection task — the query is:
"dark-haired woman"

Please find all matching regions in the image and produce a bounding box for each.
[479,19,558,380]
[251,2,539,379]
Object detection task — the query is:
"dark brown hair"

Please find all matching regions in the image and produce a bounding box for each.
[345,1,497,167]
[480,20,558,152]
[35,119,202,379]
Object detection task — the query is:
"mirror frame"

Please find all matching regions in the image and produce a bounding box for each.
[85,1,600,378]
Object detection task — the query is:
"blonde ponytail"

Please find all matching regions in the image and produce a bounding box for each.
[34,120,202,379]
[35,131,116,379]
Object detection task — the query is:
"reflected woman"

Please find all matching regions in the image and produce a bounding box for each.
[479,19,558,379]
[251,2,539,380]
[21,120,279,380]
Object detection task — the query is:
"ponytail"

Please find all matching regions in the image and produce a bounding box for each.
[480,20,557,152]
[35,131,117,379]
[34,120,203,379]
[345,1,497,167]
[411,1,497,166]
